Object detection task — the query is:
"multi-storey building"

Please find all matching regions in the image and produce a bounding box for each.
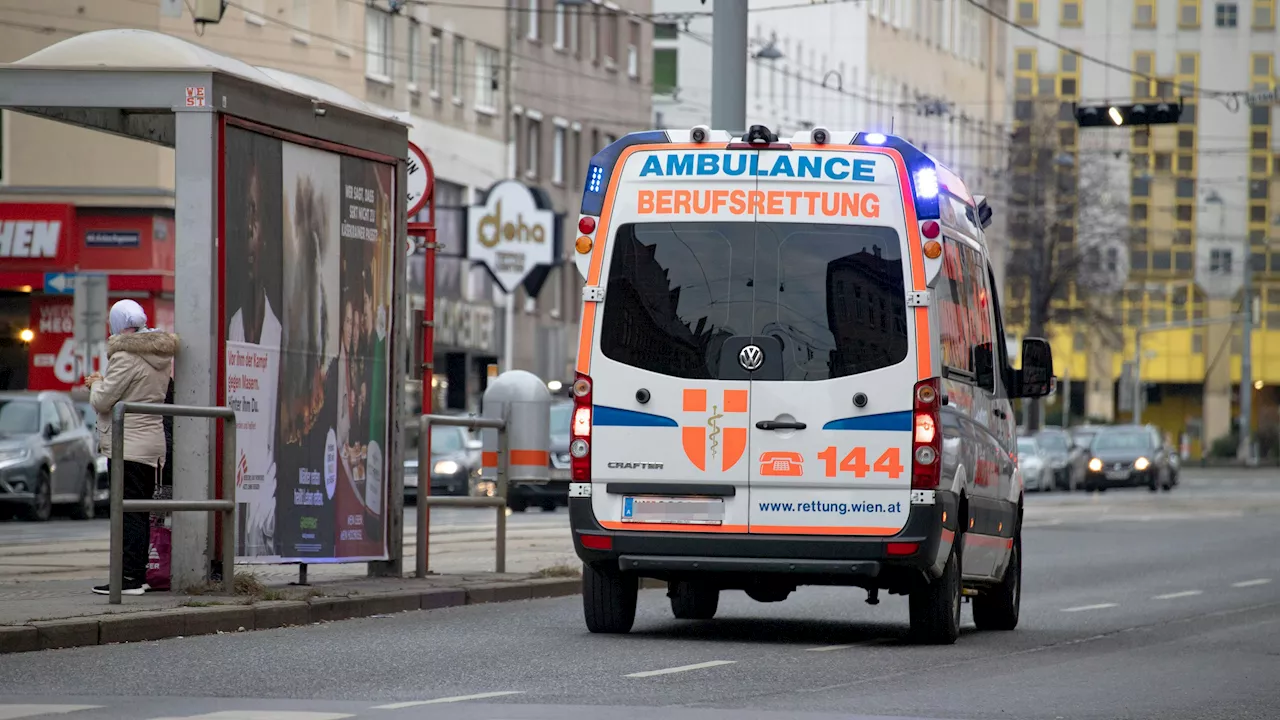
[0,0,636,409]
[1005,0,1280,458]
[651,0,1010,283]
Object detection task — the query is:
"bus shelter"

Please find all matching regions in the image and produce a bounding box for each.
[0,29,411,588]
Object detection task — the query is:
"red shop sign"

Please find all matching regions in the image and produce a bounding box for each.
[0,203,77,268]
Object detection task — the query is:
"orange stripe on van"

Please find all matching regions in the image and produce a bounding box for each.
[598,521,749,533]
[723,389,748,413]
[748,525,903,536]
[683,388,707,412]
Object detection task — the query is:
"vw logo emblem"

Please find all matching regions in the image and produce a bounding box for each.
[738,344,764,371]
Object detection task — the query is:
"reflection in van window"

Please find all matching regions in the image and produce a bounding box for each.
[599,222,909,381]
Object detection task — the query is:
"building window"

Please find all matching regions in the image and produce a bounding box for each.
[475,44,500,112]
[1210,249,1233,273]
[553,126,566,185]
[1135,0,1157,26]
[452,36,464,102]
[655,21,678,40]
[654,48,678,95]
[1179,0,1201,26]
[1177,177,1196,197]
[628,20,640,79]
[604,10,619,66]
[1061,77,1078,95]
[1176,229,1193,245]
[1060,51,1079,73]
[1016,0,1038,24]
[293,0,309,30]
[364,8,393,80]
[408,22,421,88]
[526,118,541,179]
[1177,204,1194,222]
[1016,49,1034,72]
[527,0,540,41]
[568,6,579,54]
[554,2,566,49]
[1216,2,1239,25]
[429,28,442,95]
[1255,0,1276,27]
[1061,0,1081,25]
[589,6,599,63]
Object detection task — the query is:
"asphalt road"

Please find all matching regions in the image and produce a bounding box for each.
[2,468,1279,720]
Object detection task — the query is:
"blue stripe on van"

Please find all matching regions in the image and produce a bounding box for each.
[823,411,913,432]
[593,405,678,428]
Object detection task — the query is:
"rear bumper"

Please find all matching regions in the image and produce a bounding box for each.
[570,493,959,590]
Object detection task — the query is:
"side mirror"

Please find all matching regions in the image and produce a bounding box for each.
[43,423,58,440]
[1012,337,1054,398]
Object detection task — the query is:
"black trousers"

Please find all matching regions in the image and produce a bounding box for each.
[111,460,158,583]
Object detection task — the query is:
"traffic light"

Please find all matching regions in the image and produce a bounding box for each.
[1074,100,1183,127]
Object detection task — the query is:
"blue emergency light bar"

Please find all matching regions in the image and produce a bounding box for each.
[851,131,941,220]
[581,130,670,216]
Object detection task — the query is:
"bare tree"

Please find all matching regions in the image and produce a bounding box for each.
[1006,101,1131,429]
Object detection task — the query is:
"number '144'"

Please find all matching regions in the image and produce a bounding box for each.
[816,446,905,479]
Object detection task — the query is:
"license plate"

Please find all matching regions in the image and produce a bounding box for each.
[1106,470,1130,480]
[622,496,724,525]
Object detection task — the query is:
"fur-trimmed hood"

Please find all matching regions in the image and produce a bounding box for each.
[107,331,179,370]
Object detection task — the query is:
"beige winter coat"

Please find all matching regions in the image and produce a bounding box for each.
[90,331,179,467]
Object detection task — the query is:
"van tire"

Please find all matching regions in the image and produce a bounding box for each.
[582,562,638,634]
[909,539,961,645]
[669,581,719,620]
[973,536,1021,631]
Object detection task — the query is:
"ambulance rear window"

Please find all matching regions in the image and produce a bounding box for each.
[599,221,909,381]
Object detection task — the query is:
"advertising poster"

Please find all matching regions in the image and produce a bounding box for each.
[223,126,394,563]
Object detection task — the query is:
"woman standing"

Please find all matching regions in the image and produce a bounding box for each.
[86,300,179,595]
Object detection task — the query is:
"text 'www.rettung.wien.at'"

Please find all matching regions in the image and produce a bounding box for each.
[756,501,904,516]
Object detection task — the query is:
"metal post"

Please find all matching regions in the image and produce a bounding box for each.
[495,422,508,574]
[220,412,236,595]
[1062,367,1072,428]
[416,413,431,578]
[503,293,516,376]
[108,403,126,605]
[1239,247,1254,462]
[710,0,748,133]
[1132,329,1143,425]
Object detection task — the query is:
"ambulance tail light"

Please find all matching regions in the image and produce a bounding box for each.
[911,378,943,490]
[570,372,593,482]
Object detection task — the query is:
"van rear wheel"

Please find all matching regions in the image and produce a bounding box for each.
[582,562,638,634]
[909,540,961,645]
[669,581,719,620]
[973,537,1021,631]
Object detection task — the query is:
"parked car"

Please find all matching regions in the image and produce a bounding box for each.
[74,401,111,512]
[1084,424,1175,492]
[1016,435,1054,492]
[403,423,483,501]
[1069,424,1102,455]
[1036,426,1085,492]
[0,391,99,521]
[508,400,572,512]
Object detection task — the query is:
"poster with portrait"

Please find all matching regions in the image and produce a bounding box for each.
[223,126,394,564]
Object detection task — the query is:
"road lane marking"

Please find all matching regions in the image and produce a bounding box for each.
[0,707,101,720]
[151,713,354,720]
[1060,603,1118,612]
[624,660,736,678]
[1153,590,1203,600]
[1232,578,1272,588]
[807,645,857,652]
[373,692,523,709]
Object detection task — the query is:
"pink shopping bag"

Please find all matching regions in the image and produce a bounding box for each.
[146,525,171,591]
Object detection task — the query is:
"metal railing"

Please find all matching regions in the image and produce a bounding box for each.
[416,413,508,577]
[109,401,236,604]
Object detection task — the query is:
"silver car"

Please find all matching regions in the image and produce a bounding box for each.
[0,391,100,521]
[1017,435,1054,493]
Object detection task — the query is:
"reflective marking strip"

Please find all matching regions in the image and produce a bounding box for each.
[1232,578,1272,588]
[624,660,736,678]
[1153,590,1202,600]
[510,450,549,466]
[569,482,592,497]
[482,451,498,468]
[373,691,524,709]
[910,489,936,505]
[1061,603,1118,612]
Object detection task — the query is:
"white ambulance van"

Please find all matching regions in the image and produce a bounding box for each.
[566,125,1054,644]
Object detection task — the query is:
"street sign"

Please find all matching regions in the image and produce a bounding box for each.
[43,272,75,294]
[73,273,109,378]
[407,141,433,219]
[466,180,555,293]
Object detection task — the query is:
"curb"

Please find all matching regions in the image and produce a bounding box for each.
[0,576,647,655]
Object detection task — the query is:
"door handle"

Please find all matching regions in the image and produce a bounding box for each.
[756,420,807,431]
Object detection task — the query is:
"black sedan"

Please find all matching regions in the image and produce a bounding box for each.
[1084,424,1175,492]
[404,424,483,500]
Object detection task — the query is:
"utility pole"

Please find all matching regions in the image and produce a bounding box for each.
[1239,245,1254,463]
[710,1,747,133]
[501,0,517,373]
